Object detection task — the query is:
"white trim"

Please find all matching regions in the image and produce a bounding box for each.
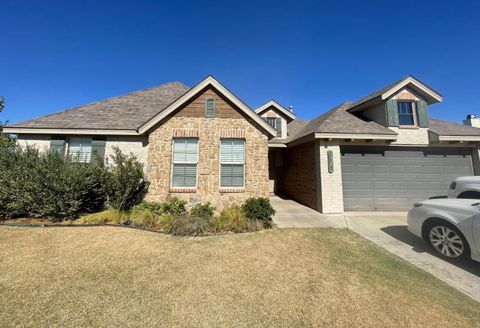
[255,100,296,120]
[219,138,246,189]
[4,127,138,136]
[381,76,443,103]
[436,135,480,142]
[138,76,277,136]
[268,143,287,148]
[314,133,397,140]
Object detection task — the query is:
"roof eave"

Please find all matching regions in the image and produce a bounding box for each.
[4,127,139,136]
[381,76,443,104]
[255,100,296,121]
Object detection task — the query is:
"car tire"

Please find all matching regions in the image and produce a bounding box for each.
[425,220,470,261]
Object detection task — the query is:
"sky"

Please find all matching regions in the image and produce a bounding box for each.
[1,0,479,125]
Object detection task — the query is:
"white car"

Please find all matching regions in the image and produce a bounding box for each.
[407,198,480,262]
[448,176,480,199]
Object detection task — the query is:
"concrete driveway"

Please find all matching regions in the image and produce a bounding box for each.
[345,212,480,302]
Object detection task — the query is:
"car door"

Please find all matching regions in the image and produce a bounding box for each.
[473,213,480,253]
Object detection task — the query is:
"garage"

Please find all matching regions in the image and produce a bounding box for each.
[341,147,474,211]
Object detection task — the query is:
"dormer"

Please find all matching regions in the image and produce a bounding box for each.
[348,76,443,130]
[256,100,296,139]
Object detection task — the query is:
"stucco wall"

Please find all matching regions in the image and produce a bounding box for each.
[145,87,270,209]
[105,136,149,165]
[16,134,51,150]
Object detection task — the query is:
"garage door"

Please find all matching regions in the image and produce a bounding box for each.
[341,147,473,210]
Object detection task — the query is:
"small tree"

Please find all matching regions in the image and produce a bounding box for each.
[0,97,15,149]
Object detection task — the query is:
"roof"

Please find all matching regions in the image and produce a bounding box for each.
[5,76,278,137]
[269,119,309,144]
[429,118,480,136]
[8,82,190,131]
[289,102,397,142]
[255,100,296,121]
[348,75,443,111]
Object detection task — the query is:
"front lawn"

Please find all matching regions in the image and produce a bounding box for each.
[0,227,478,327]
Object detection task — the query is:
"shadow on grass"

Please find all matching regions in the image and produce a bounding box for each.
[381,225,480,277]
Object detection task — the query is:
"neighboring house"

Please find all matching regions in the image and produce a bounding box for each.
[6,75,480,213]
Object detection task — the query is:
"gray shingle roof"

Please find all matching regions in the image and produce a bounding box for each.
[290,102,396,141]
[429,118,480,136]
[269,119,310,144]
[9,82,190,130]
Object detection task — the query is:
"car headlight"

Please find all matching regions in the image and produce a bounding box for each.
[413,203,423,208]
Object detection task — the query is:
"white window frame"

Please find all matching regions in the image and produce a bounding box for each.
[171,138,199,189]
[68,137,92,163]
[205,98,216,118]
[219,139,246,189]
[266,117,277,129]
[397,100,418,127]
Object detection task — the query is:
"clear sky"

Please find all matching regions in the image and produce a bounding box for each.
[1,0,479,125]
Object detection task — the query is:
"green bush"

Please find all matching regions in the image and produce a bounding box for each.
[212,206,263,233]
[242,197,275,227]
[0,146,108,220]
[131,201,164,215]
[106,147,149,211]
[79,210,129,225]
[165,215,210,236]
[160,197,187,216]
[189,202,215,220]
[130,208,172,230]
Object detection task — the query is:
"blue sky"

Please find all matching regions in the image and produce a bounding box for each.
[1,0,479,124]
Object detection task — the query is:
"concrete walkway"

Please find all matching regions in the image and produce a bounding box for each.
[345,212,480,302]
[270,196,347,228]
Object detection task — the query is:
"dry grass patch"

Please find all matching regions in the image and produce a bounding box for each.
[0,226,478,327]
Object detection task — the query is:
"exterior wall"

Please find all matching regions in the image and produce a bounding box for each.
[16,134,51,150]
[317,141,344,214]
[388,127,429,146]
[362,103,387,126]
[281,142,318,210]
[146,87,269,210]
[105,136,149,165]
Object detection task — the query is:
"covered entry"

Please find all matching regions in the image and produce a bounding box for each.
[341,147,474,210]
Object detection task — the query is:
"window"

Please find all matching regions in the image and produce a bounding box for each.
[220,139,245,188]
[172,138,198,188]
[68,138,92,163]
[205,98,215,117]
[397,101,415,126]
[266,117,277,129]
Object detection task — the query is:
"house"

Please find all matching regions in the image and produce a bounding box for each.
[6,75,480,213]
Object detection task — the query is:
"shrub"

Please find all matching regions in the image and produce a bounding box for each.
[212,206,263,233]
[189,202,215,220]
[131,201,164,215]
[165,215,210,236]
[0,146,108,220]
[242,197,275,228]
[79,210,129,225]
[160,197,187,216]
[106,147,149,211]
[130,207,172,230]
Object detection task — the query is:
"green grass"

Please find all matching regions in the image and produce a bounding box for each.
[0,226,478,327]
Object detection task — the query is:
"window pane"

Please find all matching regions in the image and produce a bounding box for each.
[172,163,197,187]
[221,164,244,187]
[397,102,414,125]
[220,139,245,163]
[173,138,198,163]
[69,138,92,163]
[266,117,276,129]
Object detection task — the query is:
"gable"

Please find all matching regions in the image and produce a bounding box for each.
[173,87,243,119]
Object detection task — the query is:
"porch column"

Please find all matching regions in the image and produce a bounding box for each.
[316,140,344,214]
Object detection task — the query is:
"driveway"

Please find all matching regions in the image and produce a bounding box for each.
[345,212,480,302]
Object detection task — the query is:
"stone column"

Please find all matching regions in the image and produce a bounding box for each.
[316,140,344,214]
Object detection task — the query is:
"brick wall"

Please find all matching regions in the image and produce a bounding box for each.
[281,142,318,210]
[145,87,270,210]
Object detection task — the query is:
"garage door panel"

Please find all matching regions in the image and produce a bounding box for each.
[341,147,473,211]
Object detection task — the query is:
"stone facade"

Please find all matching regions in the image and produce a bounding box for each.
[145,87,270,210]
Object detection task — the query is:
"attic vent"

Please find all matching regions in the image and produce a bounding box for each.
[205,98,216,118]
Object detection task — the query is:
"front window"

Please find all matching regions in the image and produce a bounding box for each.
[68,138,92,163]
[172,138,198,188]
[397,101,415,126]
[220,139,245,188]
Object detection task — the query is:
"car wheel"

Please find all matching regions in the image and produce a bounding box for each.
[427,223,469,260]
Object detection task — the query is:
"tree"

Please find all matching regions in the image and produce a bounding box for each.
[0,97,14,148]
